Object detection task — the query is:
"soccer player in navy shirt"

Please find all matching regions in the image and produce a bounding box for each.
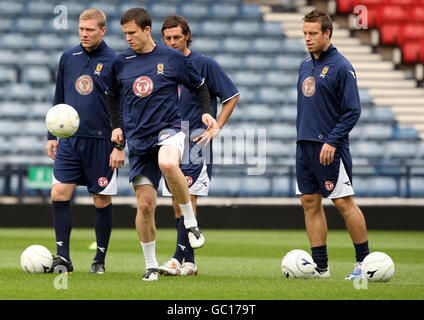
[45,9,124,274]
[296,10,369,280]
[106,8,220,281]
[158,15,239,276]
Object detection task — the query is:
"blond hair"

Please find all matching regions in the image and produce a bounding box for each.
[79,8,106,28]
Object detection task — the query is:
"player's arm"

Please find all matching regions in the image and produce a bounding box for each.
[217,94,239,129]
[194,82,220,146]
[106,93,124,146]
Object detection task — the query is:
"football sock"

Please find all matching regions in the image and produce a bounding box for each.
[172,218,184,263]
[93,204,113,263]
[311,244,328,270]
[176,216,195,264]
[140,240,158,269]
[179,201,198,229]
[52,200,72,261]
[354,240,369,263]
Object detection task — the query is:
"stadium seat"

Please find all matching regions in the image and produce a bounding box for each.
[150,3,177,18]
[266,140,296,157]
[273,55,304,71]
[262,21,284,37]
[25,1,54,17]
[0,18,12,32]
[385,141,417,158]
[232,71,262,87]
[397,24,424,47]
[190,38,221,54]
[257,87,285,104]
[209,176,241,197]
[367,176,399,197]
[239,4,262,19]
[30,103,51,119]
[244,105,277,122]
[20,51,53,68]
[263,72,297,87]
[0,66,17,84]
[14,18,45,33]
[0,120,22,137]
[337,0,354,14]
[231,21,261,37]
[0,102,28,119]
[222,38,251,54]
[210,3,239,20]
[392,127,419,140]
[23,66,52,86]
[1,34,34,50]
[408,6,424,23]
[236,87,256,104]
[267,123,297,140]
[179,3,209,19]
[252,38,283,54]
[0,1,24,17]
[278,106,297,122]
[271,176,293,196]
[214,54,243,71]
[352,141,385,158]
[362,124,393,140]
[22,120,48,138]
[375,6,408,28]
[11,137,45,155]
[379,23,402,45]
[4,84,37,102]
[371,107,396,124]
[239,177,271,197]
[35,34,65,51]
[409,177,424,197]
[243,55,273,70]
[401,42,421,63]
[282,39,306,54]
[201,21,230,37]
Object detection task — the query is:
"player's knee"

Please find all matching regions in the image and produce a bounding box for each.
[301,194,320,209]
[158,158,179,177]
[137,201,156,217]
[50,185,72,202]
[93,194,112,209]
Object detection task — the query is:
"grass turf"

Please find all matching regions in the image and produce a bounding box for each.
[0,228,423,300]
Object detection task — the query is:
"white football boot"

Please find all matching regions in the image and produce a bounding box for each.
[312,266,331,278]
[180,262,198,276]
[158,258,181,276]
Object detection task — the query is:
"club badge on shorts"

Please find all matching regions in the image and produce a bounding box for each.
[75,75,94,95]
[98,177,109,187]
[324,181,334,191]
[133,76,153,98]
[186,176,193,187]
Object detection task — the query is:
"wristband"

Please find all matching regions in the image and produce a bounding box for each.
[113,142,125,151]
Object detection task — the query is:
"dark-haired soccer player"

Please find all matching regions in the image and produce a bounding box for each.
[159,15,239,276]
[106,8,219,281]
[296,9,369,280]
[45,9,124,274]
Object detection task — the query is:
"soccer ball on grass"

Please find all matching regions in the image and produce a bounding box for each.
[20,245,53,274]
[362,251,395,282]
[45,103,79,138]
[281,249,316,279]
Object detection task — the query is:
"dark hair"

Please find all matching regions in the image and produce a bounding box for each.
[303,9,333,38]
[120,7,151,30]
[161,15,192,47]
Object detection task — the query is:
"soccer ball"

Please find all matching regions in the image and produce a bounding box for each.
[281,249,316,279]
[45,103,79,138]
[362,251,395,282]
[20,245,53,274]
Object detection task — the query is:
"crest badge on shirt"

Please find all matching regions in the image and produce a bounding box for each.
[94,63,103,76]
[302,76,315,97]
[157,63,164,75]
[75,74,93,95]
[319,66,329,78]
[133,76,154,98]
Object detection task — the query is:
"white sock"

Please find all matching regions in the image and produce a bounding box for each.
[140,240,158,269]
[179,201,198,229]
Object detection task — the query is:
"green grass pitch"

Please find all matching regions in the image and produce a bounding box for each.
[0,228,423,300]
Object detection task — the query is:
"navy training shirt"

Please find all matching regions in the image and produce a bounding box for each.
[106,43,205,141]
[49,40,117,140]
[296,44,361,147]
[178,50,239,133]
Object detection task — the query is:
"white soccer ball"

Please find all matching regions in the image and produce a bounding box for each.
[281,249,316,279]
[45,103,79,138]
[362,251,395,282]
[20,245,53,274]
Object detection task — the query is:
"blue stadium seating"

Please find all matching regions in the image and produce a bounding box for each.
[0,0,421,198]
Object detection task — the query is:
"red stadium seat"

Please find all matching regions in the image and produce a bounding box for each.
[375,5,408,28]
[401,42,421,63]
[409,6,424,23]
[352,0,387,6]
[337,0,354,13]
[397,23,424,46]
[388,0,418,6]
[420,40,424,64]
[379,23,402,45]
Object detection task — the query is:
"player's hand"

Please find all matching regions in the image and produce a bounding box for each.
[45,139,58,160]
[193,127,221,146]
[320,143,336,166]
[111,128,124,145]
[109,148,125,169]
[194,114,220,146]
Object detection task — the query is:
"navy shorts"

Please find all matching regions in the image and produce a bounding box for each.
[296,141,354,198]
[53,136,117,195]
